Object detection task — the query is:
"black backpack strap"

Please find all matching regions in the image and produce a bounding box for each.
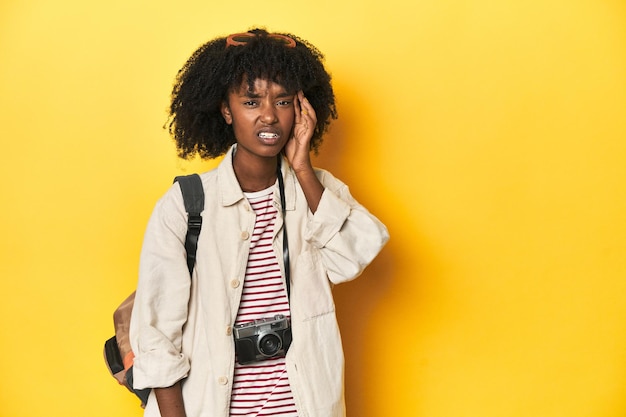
[174,174,204,275]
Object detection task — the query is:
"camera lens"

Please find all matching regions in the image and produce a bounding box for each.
[258,332,282,357]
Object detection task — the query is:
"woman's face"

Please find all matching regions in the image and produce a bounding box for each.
[221,78,296,161]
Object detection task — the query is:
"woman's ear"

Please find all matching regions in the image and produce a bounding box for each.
[221,101,233,125]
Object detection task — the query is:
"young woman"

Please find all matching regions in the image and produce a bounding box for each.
[130,28,389,417]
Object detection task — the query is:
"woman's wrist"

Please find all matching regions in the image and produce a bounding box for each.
[155,382,187,417]
[293,166,324,213]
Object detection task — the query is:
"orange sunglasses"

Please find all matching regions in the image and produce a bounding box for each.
[226,32,296,48]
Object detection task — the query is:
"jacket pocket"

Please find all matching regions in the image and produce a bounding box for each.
[291,250,335,321]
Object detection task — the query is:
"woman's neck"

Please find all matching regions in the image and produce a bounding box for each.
[232,151,278,192]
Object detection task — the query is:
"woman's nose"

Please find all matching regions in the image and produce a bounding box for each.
[260,105,278,124]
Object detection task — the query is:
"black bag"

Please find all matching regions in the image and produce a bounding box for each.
[103,174,204,407]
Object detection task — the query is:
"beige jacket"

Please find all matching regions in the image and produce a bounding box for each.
[130,145,389,417]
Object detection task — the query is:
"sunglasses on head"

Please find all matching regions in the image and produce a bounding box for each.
[226,32,296,48]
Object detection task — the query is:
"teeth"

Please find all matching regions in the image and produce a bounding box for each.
[259,132,278,139]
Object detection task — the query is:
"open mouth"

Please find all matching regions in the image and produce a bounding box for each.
[258,132,279,140]
[257,131,282,145]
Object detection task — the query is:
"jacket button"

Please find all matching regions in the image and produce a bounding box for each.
[226,326,232,336]
[218,376,228,385]
[230,279,240,288]
[240,231,250,240]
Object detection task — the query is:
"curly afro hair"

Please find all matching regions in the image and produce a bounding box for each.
[167,28,338,159]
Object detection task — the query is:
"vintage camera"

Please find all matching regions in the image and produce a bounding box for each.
[233,315,292,365]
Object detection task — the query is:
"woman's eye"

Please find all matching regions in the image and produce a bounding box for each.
[243,101,258,107]
[277,100,292,107]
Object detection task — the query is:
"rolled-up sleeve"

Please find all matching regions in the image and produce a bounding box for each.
[305,172,390,284]
[129,184,192,389]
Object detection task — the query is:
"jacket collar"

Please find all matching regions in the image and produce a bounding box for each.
[217,144,296,211]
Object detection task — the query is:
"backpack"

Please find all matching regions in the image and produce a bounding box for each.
[103,174,204,407]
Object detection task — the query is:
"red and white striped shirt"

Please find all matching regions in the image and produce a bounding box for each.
[230,187,297,416]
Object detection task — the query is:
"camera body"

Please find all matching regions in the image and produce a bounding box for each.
[233,315,292,365]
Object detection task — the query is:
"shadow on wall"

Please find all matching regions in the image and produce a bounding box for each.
[312,81,425,415]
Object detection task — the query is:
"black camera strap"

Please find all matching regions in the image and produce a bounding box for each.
[276,158,291,301]
[231,156,293,365]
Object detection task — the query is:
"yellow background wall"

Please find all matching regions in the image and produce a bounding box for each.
[1,1,625,416]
